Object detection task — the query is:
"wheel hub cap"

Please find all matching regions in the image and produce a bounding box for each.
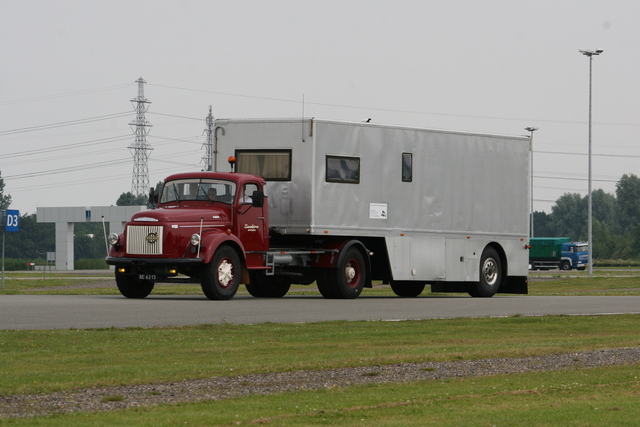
[483,258,498,286]
[345,261,357,285]
[218,259,234,288]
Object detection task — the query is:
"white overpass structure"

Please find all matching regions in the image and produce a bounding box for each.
[36,206,145,270]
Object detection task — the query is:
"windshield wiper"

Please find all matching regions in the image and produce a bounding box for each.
[173,183,181,204]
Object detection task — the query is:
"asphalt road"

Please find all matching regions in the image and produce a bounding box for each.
[1,294,639,330]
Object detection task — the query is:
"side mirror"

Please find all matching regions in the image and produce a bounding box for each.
[251,190,265,208]
[149,188,159,206]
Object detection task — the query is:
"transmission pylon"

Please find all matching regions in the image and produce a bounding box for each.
[128,77,153,196]
[201,106,214,171]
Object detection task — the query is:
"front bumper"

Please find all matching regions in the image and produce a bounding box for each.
[106,256,203,275]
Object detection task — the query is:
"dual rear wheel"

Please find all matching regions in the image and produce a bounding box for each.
[316,247,367,299]
[246,273,291,298]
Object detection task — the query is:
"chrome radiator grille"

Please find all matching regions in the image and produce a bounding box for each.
[126,225,163,255]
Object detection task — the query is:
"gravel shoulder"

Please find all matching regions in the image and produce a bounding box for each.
[2,346,639,419]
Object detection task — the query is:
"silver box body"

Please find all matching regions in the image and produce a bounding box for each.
[215,118,530,281]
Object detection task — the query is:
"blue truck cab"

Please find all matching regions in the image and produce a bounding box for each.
[529,237,589,271]
[560,241,589,271]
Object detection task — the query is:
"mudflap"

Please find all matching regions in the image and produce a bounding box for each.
[499,276,528,294]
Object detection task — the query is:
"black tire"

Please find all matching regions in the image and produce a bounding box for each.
[246,272,291,298]
[390,281,425,297]
[469,246,502,298]
[201,246,241,300]
[315,269,337,298]
[560,261,572,271]
[245,274,265,297]
[319,247,366,299]
[115,272,154,299]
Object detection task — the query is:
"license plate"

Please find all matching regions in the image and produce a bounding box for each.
[138,274,156,281]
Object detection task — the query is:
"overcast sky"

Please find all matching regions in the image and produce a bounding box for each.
[1,0,638,216]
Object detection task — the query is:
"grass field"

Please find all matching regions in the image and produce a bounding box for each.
[0,269,639,425]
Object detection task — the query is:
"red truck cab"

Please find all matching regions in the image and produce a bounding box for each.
[106,171,268,300]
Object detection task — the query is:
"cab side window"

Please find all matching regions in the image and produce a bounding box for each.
[241,184,258,204]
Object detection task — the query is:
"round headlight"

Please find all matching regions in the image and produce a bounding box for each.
[190,234,201,246]
[108,233,120,246]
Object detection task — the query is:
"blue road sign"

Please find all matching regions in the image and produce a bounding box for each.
[5,210,19,232]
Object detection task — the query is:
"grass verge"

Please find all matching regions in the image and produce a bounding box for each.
[1,315,639,396]
[3,363,639,425]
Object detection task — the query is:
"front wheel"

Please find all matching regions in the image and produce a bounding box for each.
[115,272,154,299]
[560,261,572,271]
[469,246,502,298]
[201,246,241,300]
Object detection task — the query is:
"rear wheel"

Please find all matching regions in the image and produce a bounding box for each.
[245,274,265,297]
[469,246,502,298]
[318,247,366,299]
[115,272,154,299]
[201,246,241,300]
[247,272,291,298]
[390,281,425,297]
[315,270,336,298]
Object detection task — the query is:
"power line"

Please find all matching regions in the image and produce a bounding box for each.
[148,134,202,145]
[147,111,203,121]
[0,83,131,107]
[0,112,131,135]
[0,135,130,159]
[0,132,200,163]
[148,83,640,128]
[7,165,181,193]
[534,174,620,183]
[4,149,199,181]
[536,150,640,159]
[5,157,132,180]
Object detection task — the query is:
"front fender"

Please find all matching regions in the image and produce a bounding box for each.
[198,231,246,264]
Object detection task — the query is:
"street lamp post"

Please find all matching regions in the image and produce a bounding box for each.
[525,126,538,239]
[580,49,603,276]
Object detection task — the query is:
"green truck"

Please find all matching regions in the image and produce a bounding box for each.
[529,237,589,271]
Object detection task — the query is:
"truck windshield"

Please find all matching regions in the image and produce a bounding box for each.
[160,179,237,204]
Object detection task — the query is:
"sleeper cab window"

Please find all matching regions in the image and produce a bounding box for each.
[235,149,292,181]
[402,152,413,182]
[326,155,360,183]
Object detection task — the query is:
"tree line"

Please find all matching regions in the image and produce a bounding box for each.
[533,174,640,259]
[1,180,162,263]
